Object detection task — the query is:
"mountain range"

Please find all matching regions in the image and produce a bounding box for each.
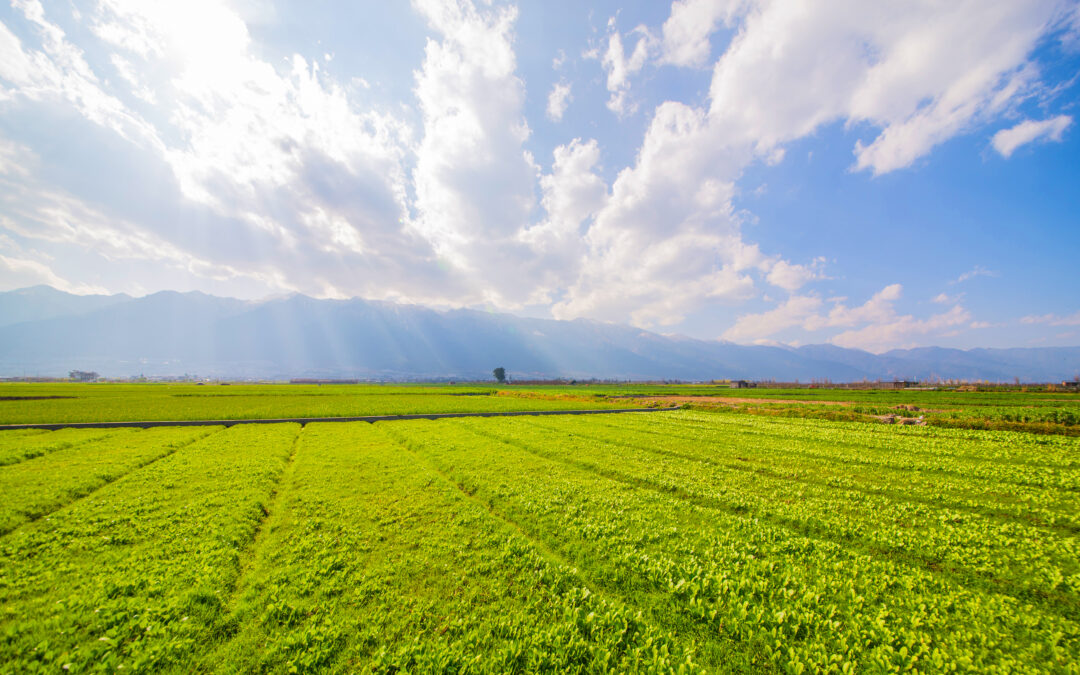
[1,285,1077,382]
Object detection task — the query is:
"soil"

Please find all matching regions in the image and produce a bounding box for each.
[874,414,927,426]
[620,396,852,407]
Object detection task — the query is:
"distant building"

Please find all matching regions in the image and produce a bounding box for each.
[887,380,917,389]
[732,380,754,389]
[1062,381,1080,389]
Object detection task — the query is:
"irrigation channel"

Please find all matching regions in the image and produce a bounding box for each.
[0,406,682,431]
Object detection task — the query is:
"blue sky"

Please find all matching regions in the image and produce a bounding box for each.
[0,0,1077,352]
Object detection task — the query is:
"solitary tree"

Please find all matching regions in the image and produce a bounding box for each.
[493,367,506,384]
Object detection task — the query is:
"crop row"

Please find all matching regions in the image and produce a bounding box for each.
[0,426,220,535]
[498,415,1079,616]
[383,417,1079,673]
[0,428,132,466]
[561,411,1080,528]
[585,413,1080,530]
[0,423,298,672]
[210,422,696,673]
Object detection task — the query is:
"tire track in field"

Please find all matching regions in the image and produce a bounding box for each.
[463,420,1080,623]
[592,415,1080,493]
[517,417,1080,535]
[224,424,306,613]
[0,426,229,539]
[372,423,718,663]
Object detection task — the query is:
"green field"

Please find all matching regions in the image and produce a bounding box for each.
[2,383,1078,435]
[0,383,635,424]
[1,402,1077,672]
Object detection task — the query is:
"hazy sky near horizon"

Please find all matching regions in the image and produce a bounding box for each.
[0,0,1078,353]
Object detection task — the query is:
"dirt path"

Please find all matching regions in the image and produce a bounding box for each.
[623,396,852,407]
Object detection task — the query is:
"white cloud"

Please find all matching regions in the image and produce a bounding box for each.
[723,283,976,352]
[520,138,608,304]
[765,257,825,292]
[951,265,998,284]
[0,0,1074,337]
[0,1,163,150]
[409,0,541,306]
[0,178,268,286]
[1021,311,1080,326]
[601,25,655,116]
[704,0,1067,174]
[660,0,743,68]
[992,115,1072,157]
[829,304,972,353]
[933,292,963,304]
[0,252,107,294]
[551,100,762,326]
[546,81,571,121]
[808,283,903,330]
[723,294,823,342]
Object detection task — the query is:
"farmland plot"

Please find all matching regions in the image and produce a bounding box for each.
[0,410,1076,673]
[0,424,298,672]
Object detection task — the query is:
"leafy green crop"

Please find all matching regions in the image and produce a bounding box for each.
[0,428,133,466]
[0,383,633,424]
[0,426,220,535]
[210,422,697,673]
[0,423,298,672]
[0,408,1076,672]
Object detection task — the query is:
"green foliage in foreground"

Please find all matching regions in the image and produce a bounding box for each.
[0,424,298,672]
[0,426,217,535]
[0,411,1077,672]
[213,423,695,673]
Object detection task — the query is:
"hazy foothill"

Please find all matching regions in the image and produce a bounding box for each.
[1,0,1079,673]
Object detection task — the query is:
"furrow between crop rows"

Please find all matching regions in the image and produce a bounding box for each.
[0,425,226,537]
[523,415,1079,535]
[0,428,138,467]
[206,422,698,673]
[389,417,1079,673]
[489,416,1079,621]
[0,423,300,672]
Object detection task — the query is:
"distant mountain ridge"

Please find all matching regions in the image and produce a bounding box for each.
[0,286,1077,381]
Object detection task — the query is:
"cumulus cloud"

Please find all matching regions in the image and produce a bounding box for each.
[600,25,655,116]
[992,115,1072,157]
[520,138,608,303]
[546,81,571,121]
[0,0,454,304]
[705,0,1067,174]
[409,0,545,307]
[723,294,823,342]
[723,283,976,352]
[552,100,763,326]
[660,0,743,68]
[0,0,1073,338]
[829,304,972,353]
[765,257,826,292]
